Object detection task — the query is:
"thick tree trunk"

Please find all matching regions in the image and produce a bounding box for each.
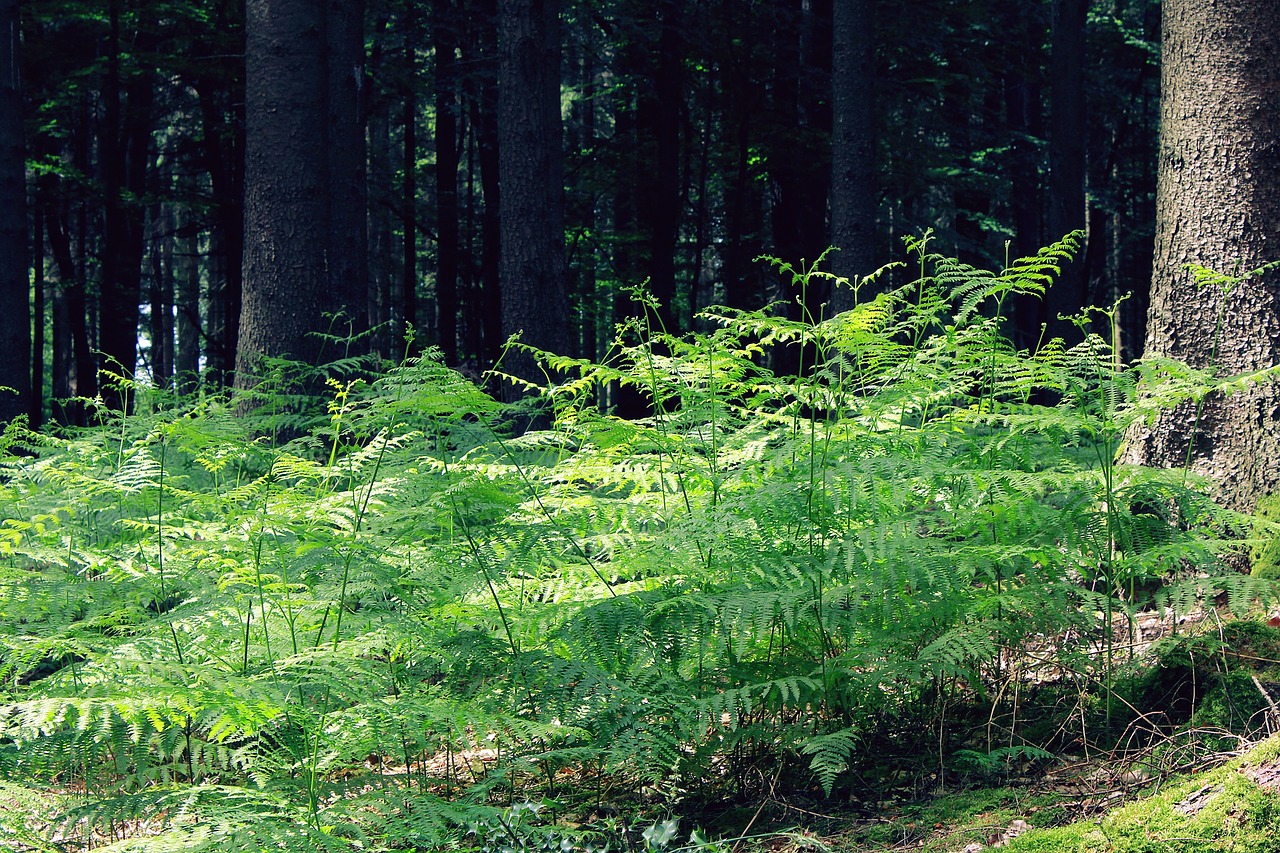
[829,0,874,311]
[237,0,331,385]
[497,0,570,393]
[0,0,29,425]
[1001,1,1047,351]
[1123,0,1280,510]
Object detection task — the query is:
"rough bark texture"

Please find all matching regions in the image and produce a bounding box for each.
[497,0,570,393]
[0,0,29,425]
[1123,0,1280,510]
[829,0,874,311]
[237,0,330,385]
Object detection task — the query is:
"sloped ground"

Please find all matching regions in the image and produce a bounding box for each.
[806,731,1280,853]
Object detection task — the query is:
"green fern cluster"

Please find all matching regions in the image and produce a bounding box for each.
[0,236,1274,849]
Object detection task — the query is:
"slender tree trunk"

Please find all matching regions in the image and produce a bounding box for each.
[174,208,201,393]
[193,0,245,387]
[31,196,45,427]
[46,206,91,423]
[401,0,418,350]
[768,0,831,284]
[721,2,766,312]
[98,1,154,410]
[466,0,502,367]
[1123,0,1280,510]
[829,0,874,310]
[435,0,460,365]
[0,0,29,425]
[367,15,393,358]
[148,200,174,386]
[327,0,369,342]
[1045,0,1088,343]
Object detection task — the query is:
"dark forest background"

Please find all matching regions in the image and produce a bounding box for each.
[14,0,1156,423]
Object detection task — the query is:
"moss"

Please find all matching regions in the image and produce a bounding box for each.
[830,787,1069,852]
[1005,734,1280,853]
[1250,493,1280,579]
[1114,621,1280,739]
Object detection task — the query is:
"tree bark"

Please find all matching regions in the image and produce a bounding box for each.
[326,0,369,341]
[237,0,331,386]
[829,0,875,311]
[1044,0,1088,344]
[1123,0,1280,510]
[98,0,154,411]
[192,0,245,388]
[366,15,394,358]
[497,0,570,393]
[401,0,418,351]
[435,0,461,365]
[0,0,29,425]
[465,0,503,367]
[174,208,201,393]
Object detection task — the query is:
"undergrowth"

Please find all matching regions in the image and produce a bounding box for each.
[0,234,1276,851]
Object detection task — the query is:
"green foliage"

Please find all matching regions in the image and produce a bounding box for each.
[0,239,1274,850]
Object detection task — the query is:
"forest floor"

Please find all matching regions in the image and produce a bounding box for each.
[752,608,1280,853]
[4,610,1280,852]
[797,728,1280,852]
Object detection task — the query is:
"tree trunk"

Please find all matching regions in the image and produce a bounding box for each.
[497,0,570,393]
[401,0,418,351]
[31,193,45,427]
[829,0,875,310]
[435,0,461,365]
[326,0,369,341]
[147,199,174,386]
[767,0,831,286]
[192,0,245,388]
[721,2,766,312]
[0,0,29,425]
[366,16,394,359]
[1044,0,1088,345]
[368,14,391,356]
[174,208,201,393]
[237,0,331,385]
[1123,0,1280,510]
[464,0,503,367]
[98,1,154,411]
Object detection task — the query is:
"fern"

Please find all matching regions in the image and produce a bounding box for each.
[0,238,1273,847]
